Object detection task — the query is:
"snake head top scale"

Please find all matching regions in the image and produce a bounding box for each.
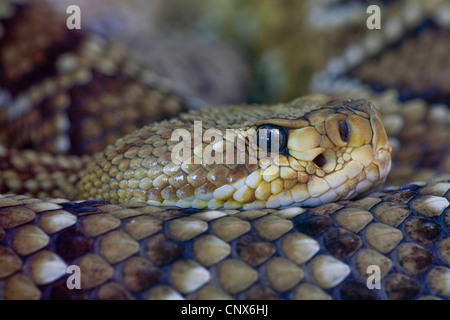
[78,94,392,210]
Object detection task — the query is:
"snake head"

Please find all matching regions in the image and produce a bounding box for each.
[80,94,391,210]
[254,95,392,207]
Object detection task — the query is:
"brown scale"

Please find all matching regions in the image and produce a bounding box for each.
[385,273,421,300]
[0,176,448,300]
[236,234,276,267]
[323,228,362,260]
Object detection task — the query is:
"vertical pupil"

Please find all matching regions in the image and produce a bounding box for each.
[339,120,349,142]
[258,128,272,152]
[265,129,272,152]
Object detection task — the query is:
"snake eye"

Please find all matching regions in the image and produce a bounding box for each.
[256,124,287,153]
[339,120,349,143]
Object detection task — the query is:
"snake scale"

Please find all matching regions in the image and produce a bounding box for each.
[0,1,449,300]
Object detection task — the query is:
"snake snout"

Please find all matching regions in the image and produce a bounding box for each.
[369,112,392,186]
[284,101,393,203]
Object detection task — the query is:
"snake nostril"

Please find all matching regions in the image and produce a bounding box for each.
[313,154,326,167]
[339,120,349,143]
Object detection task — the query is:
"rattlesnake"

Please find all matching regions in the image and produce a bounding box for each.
[0,0,449,300]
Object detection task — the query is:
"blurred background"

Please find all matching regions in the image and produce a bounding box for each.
[39,0,383,105]
[3,0,449,105]
[41,0,449,105]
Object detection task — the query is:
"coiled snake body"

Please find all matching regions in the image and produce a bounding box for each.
[0,1,449,300]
